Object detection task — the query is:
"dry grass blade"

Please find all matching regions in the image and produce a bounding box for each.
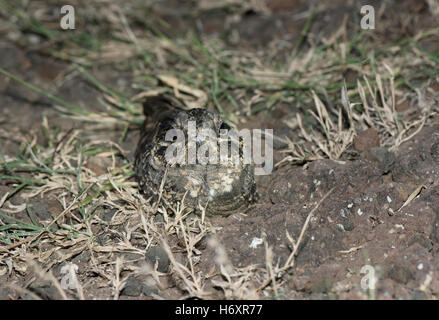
[398,185,426,212]
[161,237,209,299]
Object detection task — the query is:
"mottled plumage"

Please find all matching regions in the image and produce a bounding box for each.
[134,94,256,215]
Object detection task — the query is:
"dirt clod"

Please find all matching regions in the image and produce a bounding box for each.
[353,128,380,152]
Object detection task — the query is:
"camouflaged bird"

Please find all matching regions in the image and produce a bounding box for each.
[134,94,256,216]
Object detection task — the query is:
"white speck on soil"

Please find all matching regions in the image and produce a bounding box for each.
[417,263,424,270]
[347,202,353,208]
[387,195,392,203]
[357,208,363,216]
[249,237,263,248]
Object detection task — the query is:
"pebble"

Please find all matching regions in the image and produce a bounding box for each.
[145,245,170,273]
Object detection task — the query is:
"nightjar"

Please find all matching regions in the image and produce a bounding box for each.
[134,94,256,216]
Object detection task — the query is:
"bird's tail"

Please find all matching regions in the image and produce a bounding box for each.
[142,94,186,122]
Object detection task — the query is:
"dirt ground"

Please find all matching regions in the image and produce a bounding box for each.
[1,0,439,300]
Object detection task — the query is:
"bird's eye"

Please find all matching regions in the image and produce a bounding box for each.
[220,122,231,131]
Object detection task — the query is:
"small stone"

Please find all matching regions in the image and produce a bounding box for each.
[342,220,355,231]
[145,245,170,273]
[121,277,143,297]
[28,280,61,300]
[431,141,439,162]
[28,201,51,221]
[407,234,433,252]
[249,237,263,248]
[410,290,427,300]
[387,264,414,284]
[102,207,118,222]
[142,285,159,297]
[339,208,348,218]
[121,277,158,298]
[353,129,380,152]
